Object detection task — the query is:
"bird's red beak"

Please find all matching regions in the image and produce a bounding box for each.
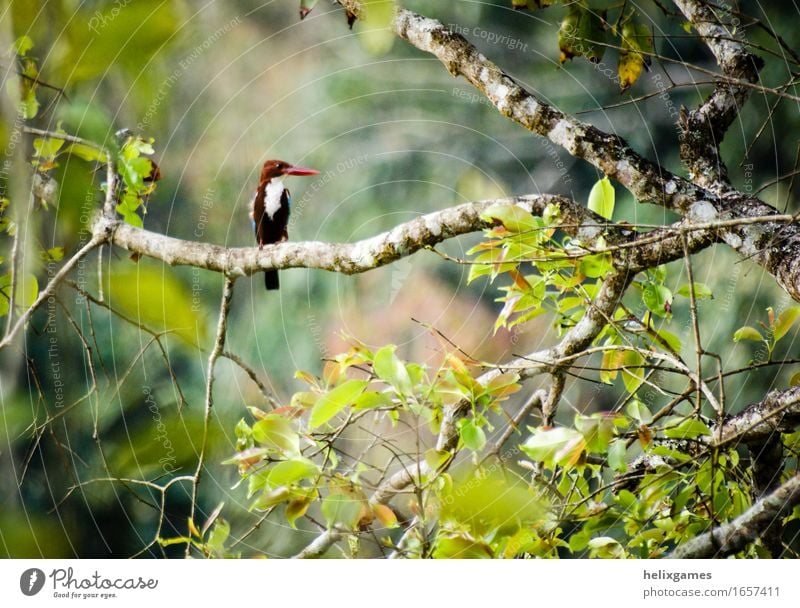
[284,165,320,176]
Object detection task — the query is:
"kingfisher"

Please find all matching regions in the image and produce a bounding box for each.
[251,159,320,290]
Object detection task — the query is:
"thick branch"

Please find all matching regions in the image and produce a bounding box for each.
[711,387,800,448]
[100,195,572,276]
[393,9,701,209]
[674,0,763,188]
[98,195,712,278]
[668,473,800,558]
[392,9,800,303]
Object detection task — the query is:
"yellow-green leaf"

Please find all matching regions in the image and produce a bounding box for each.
[252,415,300,455]
[65,142,106,163]
[373,345,414,395]
[357,0,396,55]
[266,458,319,488]
[587,176,615,220]
[733,326,763,342]
[664,417,711,439]
[480,203,537,233]
[285,496,313,528]
[621,349,644,394]
[774,306,800,342]
[309,378,369,429]
[618,21,653,91]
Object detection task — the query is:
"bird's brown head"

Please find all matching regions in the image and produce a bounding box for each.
[260,159,320,182]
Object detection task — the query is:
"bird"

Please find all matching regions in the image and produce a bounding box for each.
[251,159,319,290]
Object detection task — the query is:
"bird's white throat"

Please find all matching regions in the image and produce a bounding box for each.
[264,178,285,219]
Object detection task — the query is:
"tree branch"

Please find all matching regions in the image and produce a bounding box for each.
[711,387,800,448]
[391,8,800,303]
[392,8,701,209]
[673,0,763,188]
[668,473,800,558]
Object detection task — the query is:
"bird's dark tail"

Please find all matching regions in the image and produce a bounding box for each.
[264,270,280,291]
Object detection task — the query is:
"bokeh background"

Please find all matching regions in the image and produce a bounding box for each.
[1,0,799,557]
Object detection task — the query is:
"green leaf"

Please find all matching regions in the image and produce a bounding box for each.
[575,414,617,454]
[607,440,627,473]
[621,350,645,394]
[774,306,800,342]
[480,204,537,233]
[675,282,713,300]
[41,247,65,262]
[373,345,414,395]
[357,0,397,55]
[13,35,34,56]
[119,206,143,228]
[642,284,673,317]
[285,496,313,528]
[309,379,369,429]
[433,533,493,559]
[266,458,319,488]
[587,176,615,220]
[353,390,393,410]
[664,417,711,439]
[458,418,486,452]
[522,427,585,467]
[0,272,39,318]
[733,326,763,342]
[626,400,652,424]
[252,487,292,510]
[587,536,625,558]
[618,20,653,91]
[205,519,230,556]
[321,491,364,530]
[65,142,106,163]
[484,371,521,399]
[424,448,451,471]
[252,415,300,455]
[600,347,624,384]
[789,371,800,387]
[652,328,682,353]
[33,137,65,160]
